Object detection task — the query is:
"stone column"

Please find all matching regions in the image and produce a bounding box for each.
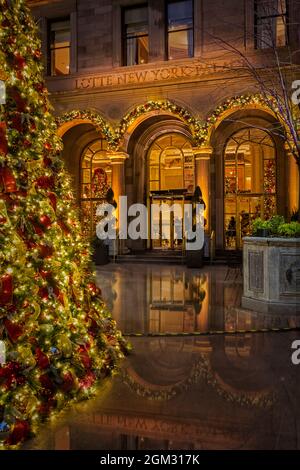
[109,152,128,253]
[193,146,213,232]
[285,143,299,216]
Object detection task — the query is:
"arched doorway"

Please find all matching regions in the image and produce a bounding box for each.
[80,139,111,238]
[224,128,277,250]
[148,133,195,250]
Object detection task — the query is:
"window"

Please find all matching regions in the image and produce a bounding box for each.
[80,139,111,237]
[224,128,277,250]
[167,0,193,60]
[123,5,149,66]
[49,18,71,76]
[148,134,194,192]
[255,0,288,48]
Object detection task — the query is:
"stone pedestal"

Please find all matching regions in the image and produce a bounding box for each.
[242,237,300,315]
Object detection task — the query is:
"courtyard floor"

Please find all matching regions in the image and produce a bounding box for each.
[25,264,300,450]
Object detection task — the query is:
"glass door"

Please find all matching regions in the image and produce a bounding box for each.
[150,197,184,250]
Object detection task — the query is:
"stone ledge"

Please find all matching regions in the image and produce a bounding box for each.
[241,296,300,315]
[243,236,300,247]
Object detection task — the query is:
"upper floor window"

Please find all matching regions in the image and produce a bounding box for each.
[123,5,149,66]
[255,0,288,49]
[49,18,71,76]
[167,0,193,60]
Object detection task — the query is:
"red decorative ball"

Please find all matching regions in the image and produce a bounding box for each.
[34,49,42,59]
[0,273,13,305]
[48,192,57,211]
[35,175,55,190]
[14,54,26,70]
[11,114,23,132]
[0,167,17,193]
[0,122,8,155]
[5,420,30,446]
[3,319,23,342]
[23,139,31,148]
[35,347,50,369]
[43,156,52,167]
[61,372,75,392]
[43,142,52,151]
[39,214,52,228]
[39,243,54,258]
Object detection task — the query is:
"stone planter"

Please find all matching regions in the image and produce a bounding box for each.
[242,237,300,315]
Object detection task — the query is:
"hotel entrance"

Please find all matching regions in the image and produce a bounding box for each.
[148,133,195,251]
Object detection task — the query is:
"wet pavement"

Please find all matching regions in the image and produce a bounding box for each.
[24,264,300,450]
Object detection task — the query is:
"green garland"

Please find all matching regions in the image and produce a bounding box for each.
[122,354,275,409]
[56,109,115,146]
[56,94,278,150]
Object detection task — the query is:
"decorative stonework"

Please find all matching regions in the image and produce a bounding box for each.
[242,237,300,315]
[280,256,300,296]
[248,251,264,292]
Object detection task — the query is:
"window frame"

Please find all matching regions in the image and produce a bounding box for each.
[165,0,194,61]
[47,16,71,77]
[122,3,149,67]
[254,0,289,49]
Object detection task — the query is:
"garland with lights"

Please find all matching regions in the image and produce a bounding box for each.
[114,100,199,145]
[122,354,275,408]
[57,94,285,150]
[0,0,128,449]
[56,109,115,147]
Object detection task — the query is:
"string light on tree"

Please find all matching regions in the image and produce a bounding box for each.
[0,0,129,449]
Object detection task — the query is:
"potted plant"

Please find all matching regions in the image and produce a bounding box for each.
[252,218,272,237]
[277,221,300,237]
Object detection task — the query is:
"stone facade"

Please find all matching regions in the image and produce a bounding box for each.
[28,0,300,252]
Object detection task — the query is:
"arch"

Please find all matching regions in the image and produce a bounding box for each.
[56,109,115,145]
[115,100,199,149]
[200,94,287,147]
[210,107,286,250]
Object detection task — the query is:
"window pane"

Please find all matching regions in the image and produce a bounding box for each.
[256,0,286,17]
[51,47,70,76]
[50,19,70,76]
[50,20,70,47]
[168,29,193,60]
[124,6,148,26]
[126,36,149,65]
[256,0,287,48]
[124,5,149,65]
[276,14,287,46]
[168,0,193,30]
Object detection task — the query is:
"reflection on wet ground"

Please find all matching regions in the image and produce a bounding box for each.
[25,334,300,450]
[97,264,300,334]
[24,265,300,450]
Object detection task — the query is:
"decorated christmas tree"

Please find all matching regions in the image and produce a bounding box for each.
[0,0,127,448]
